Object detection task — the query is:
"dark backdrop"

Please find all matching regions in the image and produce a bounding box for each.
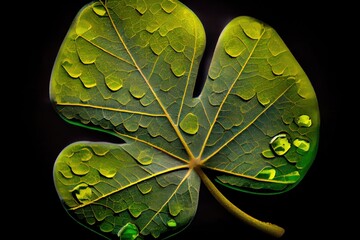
[23,0,346,239]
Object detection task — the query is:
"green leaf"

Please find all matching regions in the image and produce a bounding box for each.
[50,0,320,239]
[54,141,199,239]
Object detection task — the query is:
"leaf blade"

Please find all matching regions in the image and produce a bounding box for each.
[50,0,206,161]
[53,141,200,239]
[199,16,320,193]
[50,1,320,238]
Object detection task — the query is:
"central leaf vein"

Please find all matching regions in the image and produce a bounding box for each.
[102,1,194,159]
[70,165,189,211]
[198,29,266,159]
[176,16,198,127]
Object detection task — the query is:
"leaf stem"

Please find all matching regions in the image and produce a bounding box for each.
[195,167,285,238]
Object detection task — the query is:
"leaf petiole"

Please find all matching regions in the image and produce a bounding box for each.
[195,167,285,238]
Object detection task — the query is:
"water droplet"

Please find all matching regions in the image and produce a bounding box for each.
[257,93,270,106]
[170,59,186,77]
[295,114,312,127]
[100,221,114,233]
[70,183,92,204]
[99,165,117,178]
[241,19,263,40]
[271,62,286,76]
[78,69,97,88]
[117,222,139,240]
[261,149,275,159]
[137,181,152,194]
[293,138,310,155]
[79,148,93,161]
[92,3,107,16]
[161,0,177,13]
[225,38,246,57]
[180,113,199,135]
[256,168,276,180]
[105,72,123,91]
[136,0,147,14]
[138,150,153,165]
[129,202,148,218]
[130,85,147,99]
[62,61,82,78]
[167,219,177,227]
[269,133,291,156]
[233,85,255,101]
[168,202,182,216]
[71,162,90,175]
[92,145,110,156]
[75,19,92,36]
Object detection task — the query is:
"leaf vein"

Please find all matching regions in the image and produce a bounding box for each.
[140,169,193,234]
[103,2,194,158]
[57,102,166,117]
[70,165,189,211]
[199,29,266,158]
[203,81,296,162]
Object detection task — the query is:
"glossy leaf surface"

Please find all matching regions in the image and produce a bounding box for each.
[50,0,320,239]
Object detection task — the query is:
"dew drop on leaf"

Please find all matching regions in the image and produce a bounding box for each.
[241,19,263,39]
[161,0,177,13]
[225,38,245,57]
[269,133,291,156]
[79,148,93,161]
[128,202,148,218]
[136,0,147,15]
[293,138,310,155]
[170,59,186,77]
[167,219,177,227]
[92,3,107,16]
[137,150,153,165]
[137,181,152,194]
[70,162,90,175]
[117,222,139,240]
[105,73,123,91]
[62,61,82,78]
[261,149,275,159]
[256,168,276,180]
[99,165,117,178]
[179,113,199,135]
[75,19,92,36]
[168,202,182,217]
[271,62,286,76]
[100,221,115,233]
[130,85,147,99]
[70,183,92,204]
[92,145,110,156]
[295,114,312,127]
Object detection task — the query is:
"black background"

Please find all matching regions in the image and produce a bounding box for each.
[21,0,348,239]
